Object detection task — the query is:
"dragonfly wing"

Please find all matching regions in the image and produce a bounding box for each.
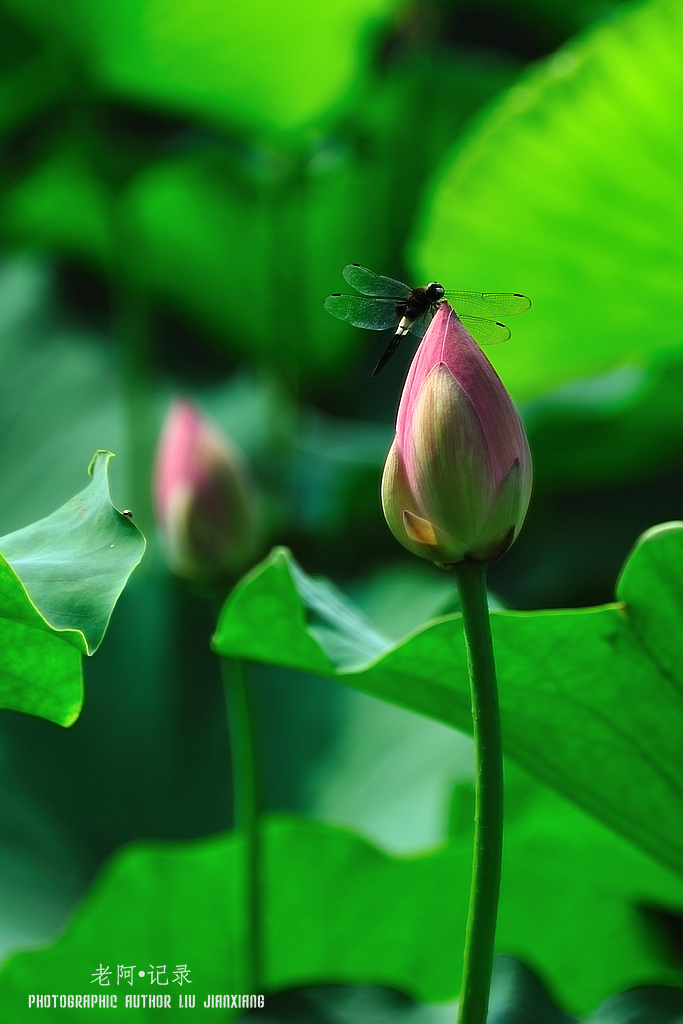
[459,316,511,345]
[408,308,434,338]
[324,294,400,331]
[342,264,412,299]
[446,291,531,318]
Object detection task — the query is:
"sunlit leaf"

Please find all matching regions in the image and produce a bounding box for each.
[213,527,683,877]
[0,0,400,135]
[415,0,683,401]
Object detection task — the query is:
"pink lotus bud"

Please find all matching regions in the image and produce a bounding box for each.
[154,400,258,580]
[381,302,532,566]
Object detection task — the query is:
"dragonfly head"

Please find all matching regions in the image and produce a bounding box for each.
[426,282,445,302]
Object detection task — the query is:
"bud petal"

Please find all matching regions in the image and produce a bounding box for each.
[382,302,532,566]
[403,510,439,547]
[154,400,258,580]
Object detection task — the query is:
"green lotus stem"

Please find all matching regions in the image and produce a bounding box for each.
[220,657,262,992]
[452,560,504,1024]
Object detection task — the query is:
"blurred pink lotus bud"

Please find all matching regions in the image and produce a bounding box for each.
[382,302,532,566]
[154,401,258,580]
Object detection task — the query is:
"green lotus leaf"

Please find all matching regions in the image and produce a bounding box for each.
[0,451,145,726]
[214,525,683,877]
[414,0,683,402]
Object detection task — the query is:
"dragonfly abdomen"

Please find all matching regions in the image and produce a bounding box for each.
[395,314,414,338]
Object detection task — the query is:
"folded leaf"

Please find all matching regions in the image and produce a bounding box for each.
[0,451,145,725]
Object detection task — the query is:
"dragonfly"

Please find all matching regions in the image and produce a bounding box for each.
[324,264,531,375]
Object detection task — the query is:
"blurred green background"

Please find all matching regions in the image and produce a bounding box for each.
[2,0,683,1014]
